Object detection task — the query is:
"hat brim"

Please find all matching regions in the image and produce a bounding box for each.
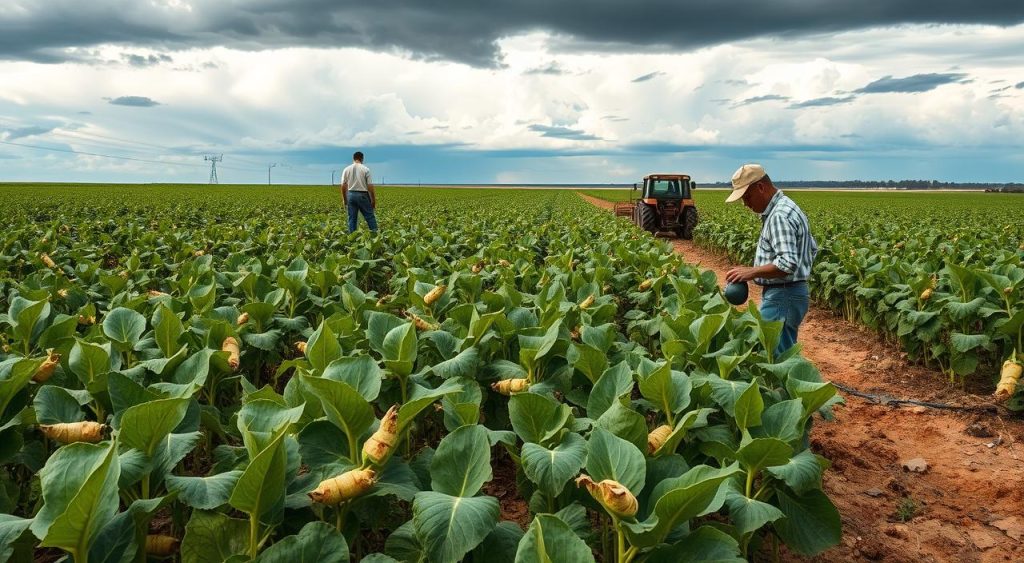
[725,185,748,203]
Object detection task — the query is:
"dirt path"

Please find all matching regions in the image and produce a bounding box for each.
[579,193,1024,562]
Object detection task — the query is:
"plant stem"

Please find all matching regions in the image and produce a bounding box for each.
[616,522,626,563]
[249,512,259,559]
[141,474,150,500]
[745,468,756,498]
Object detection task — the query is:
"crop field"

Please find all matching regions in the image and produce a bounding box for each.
[0,184,842,562]
[585,189,1024,406]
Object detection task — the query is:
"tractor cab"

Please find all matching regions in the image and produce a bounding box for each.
[638,175,695,200]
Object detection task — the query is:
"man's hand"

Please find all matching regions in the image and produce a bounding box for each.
[725,266,759,283]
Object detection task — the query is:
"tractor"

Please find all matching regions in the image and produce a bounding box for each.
[614,173,699,239]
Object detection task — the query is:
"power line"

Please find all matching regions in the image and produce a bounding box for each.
[1,124,337,182]
[0,139,205,169]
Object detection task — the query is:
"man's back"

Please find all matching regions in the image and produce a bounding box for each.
[342,162,371,192]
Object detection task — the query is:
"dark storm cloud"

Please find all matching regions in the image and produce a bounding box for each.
[122,53,173,67]
[1,1,1022,67]
[528,124,601,141]
[1,125,56,140]
[732,94,789,107]
[631,71,664,83]
[855,73,968,93]
[524,62,568,75]
[107,96,160,107]
[788,96,857,108]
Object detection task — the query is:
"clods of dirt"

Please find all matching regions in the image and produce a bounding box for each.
[901,458,929,473]
[965,422,995,438]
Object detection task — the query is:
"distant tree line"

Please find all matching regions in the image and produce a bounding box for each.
[702,180,1024,191]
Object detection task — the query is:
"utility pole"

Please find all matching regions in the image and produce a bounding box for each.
[204,154,222,184]
[268,163,277,185]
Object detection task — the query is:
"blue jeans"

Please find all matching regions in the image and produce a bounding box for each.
[760,282,809,357]
[346,191,378,233]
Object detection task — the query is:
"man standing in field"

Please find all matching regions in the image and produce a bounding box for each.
[724,164,818,356]
[340,151,378,233]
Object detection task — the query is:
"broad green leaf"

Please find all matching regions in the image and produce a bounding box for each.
[34,385,86,424]
[153,303,185,358]
[642,526,744,563]
[707,376,755,419]
[755,399,804,444]
[474,521,524,563]
[382,322,418,377]
[300,376,373,460]
[69,339,111,385]
[166,471,244,510]
[396,378,463,435]
[297,420,351,468]
[510,392,573,445]
[725,492,785,536]
[366,312,406,355]
[117,398,190,456]
[31,441,121,560]
[765,449,828,494]
[412,492,499,563]
[733,380,764,431]
[514,514,595,563]
[384,520,422,563]
[650,408,715,457]
[521,432,587,498]
[103,307,147,349]
[773,488,841,556]
[638,363,692,418]
[306,321,343,373]
[430,424,492,497]
[88,494,176,563]
[622,464,742,548]
[181,510,249,563]
[586,362,633,419]
[323,355,383,400]
[570,343,608,384]
[11,298,48,345]
[735,437,793,473]
[0,515,33,562]
[594,401,648,452]
[431,346,480,380]
[228,430,289,525]
[0,358,40,422]
[254,521,349,563]
[585,427,645,494]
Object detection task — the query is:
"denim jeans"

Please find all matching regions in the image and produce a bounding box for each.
[346,191,378,233]
[760,282,809,357]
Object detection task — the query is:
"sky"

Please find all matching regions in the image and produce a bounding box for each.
[1,1,1023,185]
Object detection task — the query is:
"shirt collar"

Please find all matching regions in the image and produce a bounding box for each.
[760,190,784,221]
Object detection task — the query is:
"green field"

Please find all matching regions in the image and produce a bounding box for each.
[586,188,1024,395]
[0,183,841,562]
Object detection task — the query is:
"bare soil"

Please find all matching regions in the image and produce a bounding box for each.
[579,193,1024,562]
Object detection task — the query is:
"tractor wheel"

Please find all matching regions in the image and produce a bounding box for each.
[637,204,658,234]
[679,207,698,240]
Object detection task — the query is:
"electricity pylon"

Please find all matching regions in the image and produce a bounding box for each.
[204,154,223,184]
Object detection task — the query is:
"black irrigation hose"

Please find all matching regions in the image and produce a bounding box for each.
[831,382,1001,414]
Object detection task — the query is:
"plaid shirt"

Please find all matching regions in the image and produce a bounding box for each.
[754,190,818,285]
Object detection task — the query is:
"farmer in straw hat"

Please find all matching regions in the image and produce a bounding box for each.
[724,164,819,356]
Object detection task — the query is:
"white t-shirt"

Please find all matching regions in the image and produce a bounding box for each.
[341,162,372,192]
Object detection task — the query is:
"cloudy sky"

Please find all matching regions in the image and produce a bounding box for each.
[1,1,1023,185]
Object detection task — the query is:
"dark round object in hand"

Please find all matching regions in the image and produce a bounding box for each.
[724,282,749,306]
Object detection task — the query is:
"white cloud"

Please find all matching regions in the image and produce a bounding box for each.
[0,23,1023,182]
